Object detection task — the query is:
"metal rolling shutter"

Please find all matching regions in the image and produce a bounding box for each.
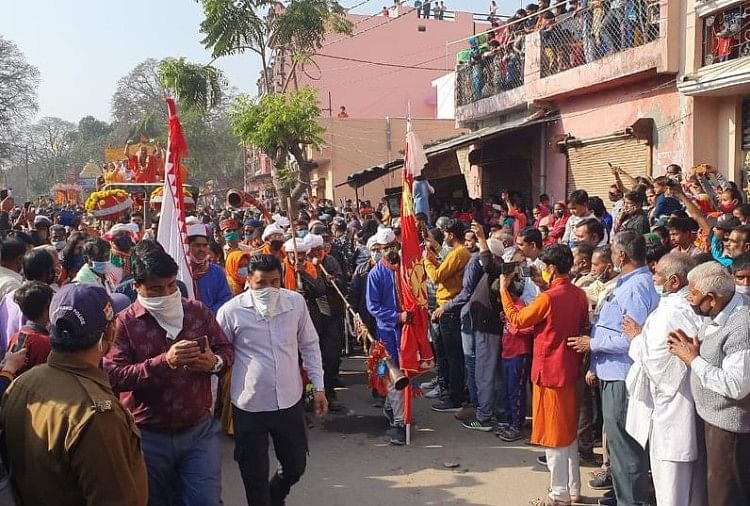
[565,138,652,209]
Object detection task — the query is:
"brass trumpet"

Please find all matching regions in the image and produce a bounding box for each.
[226,189,272,223]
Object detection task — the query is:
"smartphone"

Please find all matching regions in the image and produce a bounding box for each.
[12,333,27,353]
[196,336,207,353]
[500,261,519,275]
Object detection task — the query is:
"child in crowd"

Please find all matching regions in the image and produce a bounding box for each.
[6,281,54,376]
[496,277,533,442]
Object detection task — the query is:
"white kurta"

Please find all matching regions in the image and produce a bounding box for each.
[625,287,703,462]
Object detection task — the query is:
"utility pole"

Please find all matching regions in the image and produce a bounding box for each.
[24,145,29,200]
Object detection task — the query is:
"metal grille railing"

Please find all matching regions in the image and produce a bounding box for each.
[455,51,525,106]
[540,2,661,77]
[701,2,750,67]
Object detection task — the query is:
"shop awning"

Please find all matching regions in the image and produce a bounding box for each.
[336,158,404,189]
[425,111,559,157]
[338,111,558,189]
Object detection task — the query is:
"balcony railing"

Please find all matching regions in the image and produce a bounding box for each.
[701,2,750,67]
[455,51,525,107]
[540,2,661,77]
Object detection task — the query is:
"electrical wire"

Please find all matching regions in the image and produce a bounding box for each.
[314,52,450,70]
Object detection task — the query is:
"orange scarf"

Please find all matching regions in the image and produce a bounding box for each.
[283,257,317,291]
[225,250,251,296]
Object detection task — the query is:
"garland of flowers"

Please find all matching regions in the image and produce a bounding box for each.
[85,189,132,215]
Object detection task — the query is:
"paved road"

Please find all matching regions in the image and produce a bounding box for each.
[220,358,604,505]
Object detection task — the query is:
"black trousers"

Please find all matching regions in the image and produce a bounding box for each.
[233,402,308,506]
[704,421,750,506]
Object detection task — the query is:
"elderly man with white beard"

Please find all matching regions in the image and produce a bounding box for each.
[622,252,706,506]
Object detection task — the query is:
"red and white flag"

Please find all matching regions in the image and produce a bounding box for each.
[157,98,194,298]
[398,119,433,373]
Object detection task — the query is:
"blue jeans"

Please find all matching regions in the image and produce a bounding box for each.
[503,355,530,431]
[141,416,223,506]
[461,330,477,407]
[437,309,465,406]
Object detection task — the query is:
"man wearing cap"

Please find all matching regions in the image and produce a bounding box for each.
[424,221,472,412]
[1,284,147,505]
[31,215,52,246]
[105,222,139,285]
[104,250,234,506]
[188,223,232,314]
[220,218,243,255]
[348,235,380,343]
[242,219,264,249]
[366,227,409,444]
[260,222,286,262]
[307,233,347,400]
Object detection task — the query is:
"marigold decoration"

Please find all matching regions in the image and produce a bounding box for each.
[84,189,133,220]
[150,186,194,211]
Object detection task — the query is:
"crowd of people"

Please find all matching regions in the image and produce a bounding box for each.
[457,0,661,102]
[0,159,747,506]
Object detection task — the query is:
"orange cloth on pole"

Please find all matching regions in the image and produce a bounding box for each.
[531,383,578,448]
[282,258,317,291]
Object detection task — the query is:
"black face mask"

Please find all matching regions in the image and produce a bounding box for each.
[270,240,284,251]
[113,236,133,252]
[690,295,710,317]
[554,210,564,218]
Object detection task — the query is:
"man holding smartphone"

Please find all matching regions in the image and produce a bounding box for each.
[104,250,234,506]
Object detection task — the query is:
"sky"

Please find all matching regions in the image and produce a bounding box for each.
[1,0,513,124]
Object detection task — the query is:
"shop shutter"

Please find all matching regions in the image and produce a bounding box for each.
[565,138,652,210]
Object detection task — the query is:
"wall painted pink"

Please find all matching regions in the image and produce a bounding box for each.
[537,79,692,203]
[290,12,478,119]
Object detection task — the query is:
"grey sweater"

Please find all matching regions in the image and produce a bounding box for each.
[691,303,750,433]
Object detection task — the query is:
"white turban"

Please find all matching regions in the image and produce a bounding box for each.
[261,223,284,241]
[185,216,199,225]
[103,222,140,241]
[374,227,396,245]
[487,238,505,258]
[305,234,325,250]
[283,238,309,253]
[275,216,290,228]
[366,236,378,251]
[187,223,208,238]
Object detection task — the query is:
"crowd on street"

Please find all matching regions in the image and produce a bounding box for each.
[0,160,747,506]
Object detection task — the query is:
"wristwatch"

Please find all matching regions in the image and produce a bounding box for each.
[210,355,224,374]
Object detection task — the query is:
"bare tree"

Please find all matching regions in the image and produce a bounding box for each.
[0,36,39,159]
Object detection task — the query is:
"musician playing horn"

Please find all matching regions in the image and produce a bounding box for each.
[365,227,410,445]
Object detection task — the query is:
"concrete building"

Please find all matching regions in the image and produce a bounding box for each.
[246,8,487,200]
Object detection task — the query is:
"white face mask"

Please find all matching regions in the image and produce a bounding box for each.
[251,287,281,320]
[736,284,750,296]
[654,284,665,297]
[137,289,184,339]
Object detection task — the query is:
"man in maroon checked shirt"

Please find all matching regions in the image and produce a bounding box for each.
[104,250,234,506]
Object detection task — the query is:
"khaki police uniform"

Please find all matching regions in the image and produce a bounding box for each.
[1,351,147,505]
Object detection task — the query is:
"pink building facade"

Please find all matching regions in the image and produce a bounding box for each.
[450,0,702,207]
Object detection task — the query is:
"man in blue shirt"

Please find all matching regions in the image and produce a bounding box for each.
[568,230,659,506]
[651,176,682,224]
[187,224,232,314]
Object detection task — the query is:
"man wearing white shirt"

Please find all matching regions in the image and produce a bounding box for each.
[667,261,750,506]
[624,252,705,506]
[217,254,327,506]
[0,239,26,300]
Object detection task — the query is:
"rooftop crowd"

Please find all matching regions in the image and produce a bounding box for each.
[0,160,747,506]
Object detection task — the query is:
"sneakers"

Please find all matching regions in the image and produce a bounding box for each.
[453,406,476,421]
[431,400,462,412]
[462,418,493,432]
[419,377,438,390]
[494,422,510,434]
[597,497,616,506]
[496,426,524,442]
[424,386,442,399]
[589,472,613,490]
[537,455,547,467]
[389,425,406,446]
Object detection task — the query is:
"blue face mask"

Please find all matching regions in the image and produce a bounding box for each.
[237,267,249,278]
[297,230,308,239]
[91,260,110,274]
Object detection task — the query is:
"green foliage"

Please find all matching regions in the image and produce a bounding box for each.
[271,0,352,55]
[158,58,226,112]
[230,87,324,157]
[198,0,271,58]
